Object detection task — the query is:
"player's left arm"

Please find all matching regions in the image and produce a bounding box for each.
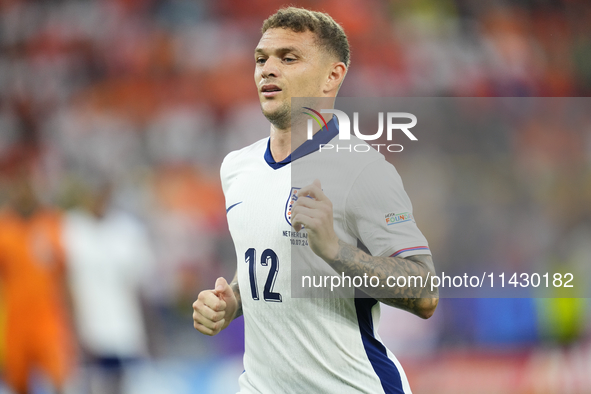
[332,242,437,319]
[291,180,438,319]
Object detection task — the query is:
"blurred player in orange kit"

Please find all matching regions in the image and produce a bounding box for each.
[0,167,73,394]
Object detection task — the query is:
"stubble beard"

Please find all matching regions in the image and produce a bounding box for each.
[262,101,291,130]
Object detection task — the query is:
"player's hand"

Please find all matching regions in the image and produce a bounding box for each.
[291,179,340,262]
[193,277,237,336]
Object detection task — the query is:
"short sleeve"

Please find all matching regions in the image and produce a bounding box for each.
[344,158,431,258]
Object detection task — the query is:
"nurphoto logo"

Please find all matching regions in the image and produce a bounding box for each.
[302,107,418,153]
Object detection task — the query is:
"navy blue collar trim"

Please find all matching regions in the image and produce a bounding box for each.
[264,117,339,170]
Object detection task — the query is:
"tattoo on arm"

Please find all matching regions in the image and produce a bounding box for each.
[330,240,439,318]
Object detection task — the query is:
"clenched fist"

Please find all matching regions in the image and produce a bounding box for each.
[193,277,239,336]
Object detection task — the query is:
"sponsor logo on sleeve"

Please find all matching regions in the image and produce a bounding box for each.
[385,212,415,225]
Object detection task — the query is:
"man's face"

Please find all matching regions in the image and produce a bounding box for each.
[255,28,331,129]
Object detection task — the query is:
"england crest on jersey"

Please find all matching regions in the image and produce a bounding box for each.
[284,187,300,226]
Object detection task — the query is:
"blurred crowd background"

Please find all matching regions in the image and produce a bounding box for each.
[0,0,590,393]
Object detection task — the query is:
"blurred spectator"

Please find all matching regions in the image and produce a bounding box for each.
[62,179,155,394]
[0,168,73,394]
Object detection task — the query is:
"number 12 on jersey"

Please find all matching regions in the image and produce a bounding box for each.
[245,248,282,302]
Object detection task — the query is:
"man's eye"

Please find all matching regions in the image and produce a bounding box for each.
[256,58,267,64]
[284,57,296,63]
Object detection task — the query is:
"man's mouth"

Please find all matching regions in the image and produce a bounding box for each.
[261,84,282,98]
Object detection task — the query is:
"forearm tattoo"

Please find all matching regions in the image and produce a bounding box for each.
[330,240,439,318]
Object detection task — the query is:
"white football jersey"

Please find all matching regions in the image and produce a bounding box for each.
[221,118,430,394]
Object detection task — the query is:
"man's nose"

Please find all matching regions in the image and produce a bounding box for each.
[261,57,280,79]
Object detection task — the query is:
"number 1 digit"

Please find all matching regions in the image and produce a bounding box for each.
[245,248,259,300]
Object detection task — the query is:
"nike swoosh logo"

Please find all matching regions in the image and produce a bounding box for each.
[226,201,243,213]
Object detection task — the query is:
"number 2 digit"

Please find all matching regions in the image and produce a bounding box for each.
[260,249,282,302]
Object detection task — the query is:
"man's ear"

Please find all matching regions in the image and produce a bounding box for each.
[324,62,347,94]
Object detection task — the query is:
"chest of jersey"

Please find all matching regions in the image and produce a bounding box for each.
[224,161,294,305]
[224,154,364,307]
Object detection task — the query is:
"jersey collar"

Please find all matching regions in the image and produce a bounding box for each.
[264,117,339,170]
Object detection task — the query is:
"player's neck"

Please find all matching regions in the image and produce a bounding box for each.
[269,126,292,162]
[269,120,323,162]
[269,96,334,162]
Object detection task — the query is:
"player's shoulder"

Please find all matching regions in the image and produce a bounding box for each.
[351,134,387,158]
[220,137,268,192]
[34,207,64,227]
[222,137,268,169]
[323,133,389,170]
[106,210,150,239]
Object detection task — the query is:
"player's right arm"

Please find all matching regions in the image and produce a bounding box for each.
[193,272,242,336]
[196,149,247,335]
